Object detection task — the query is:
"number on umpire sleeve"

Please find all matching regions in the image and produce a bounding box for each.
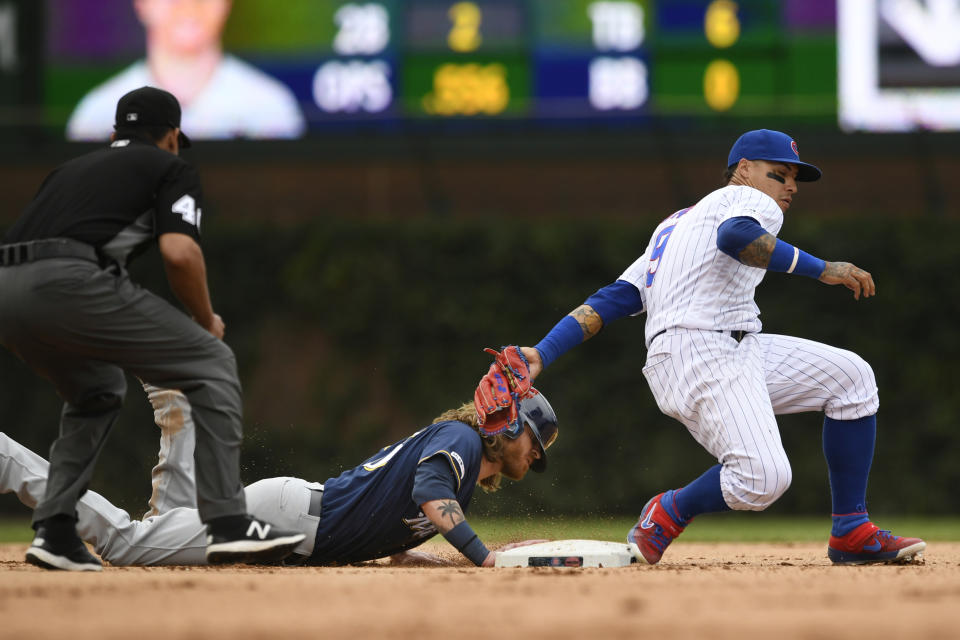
[171,195,202,228]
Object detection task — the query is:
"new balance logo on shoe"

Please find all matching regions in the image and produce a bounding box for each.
[205,515,305,565]
[247,520,271,540]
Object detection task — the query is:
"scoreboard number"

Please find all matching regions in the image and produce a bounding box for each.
[703,59,739,111]
[423,63,509,115]
[589,57,648,110]
[704,0,740,49]
[333,2,390,55]
[448,2,482,53]
[588,1,645,52]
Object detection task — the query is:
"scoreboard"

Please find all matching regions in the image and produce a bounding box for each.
[227,0,837,127]
[9,0,841,138]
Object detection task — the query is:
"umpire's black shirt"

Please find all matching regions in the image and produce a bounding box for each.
[4,135,203,266]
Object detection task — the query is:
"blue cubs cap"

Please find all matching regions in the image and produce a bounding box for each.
[727,129,821,182]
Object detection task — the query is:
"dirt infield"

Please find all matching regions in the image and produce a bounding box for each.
[2,542,958,640]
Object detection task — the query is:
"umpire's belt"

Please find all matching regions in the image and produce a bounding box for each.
[651,328,751,344]
[0,238,100,267]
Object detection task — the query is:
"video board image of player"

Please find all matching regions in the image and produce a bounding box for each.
[58,0,305,141]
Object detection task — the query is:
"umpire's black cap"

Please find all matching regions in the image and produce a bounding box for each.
[115,86,192,148]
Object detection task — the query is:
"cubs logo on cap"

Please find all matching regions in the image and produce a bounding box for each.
[727,129,821,181]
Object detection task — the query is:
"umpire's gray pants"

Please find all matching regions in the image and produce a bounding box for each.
[0,258,246,524]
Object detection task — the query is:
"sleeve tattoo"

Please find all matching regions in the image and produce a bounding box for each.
[568,304,604,340]
[437,499,466,531]
[737,233,777,269]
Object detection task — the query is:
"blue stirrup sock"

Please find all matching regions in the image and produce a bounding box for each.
[667,464,731,525]
[823,415,876,537]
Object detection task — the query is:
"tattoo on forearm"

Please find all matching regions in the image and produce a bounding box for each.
[738,233,777,268]
[568,305,604,340]
[437,500,465,530]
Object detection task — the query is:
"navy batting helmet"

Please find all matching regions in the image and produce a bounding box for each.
[504,389,558,473]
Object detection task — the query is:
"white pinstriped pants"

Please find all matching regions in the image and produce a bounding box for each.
[643,329,879,511]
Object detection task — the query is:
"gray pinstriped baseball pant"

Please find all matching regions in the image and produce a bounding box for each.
[0,257,247,525]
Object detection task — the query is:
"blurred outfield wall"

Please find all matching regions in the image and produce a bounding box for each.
[1,130,959,519]
[3,129,960,221]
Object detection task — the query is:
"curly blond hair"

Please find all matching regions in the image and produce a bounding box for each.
[433,401,505,492]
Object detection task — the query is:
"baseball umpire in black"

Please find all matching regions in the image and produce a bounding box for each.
[0,87,304,571]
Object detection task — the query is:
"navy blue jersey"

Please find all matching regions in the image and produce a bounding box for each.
[309,420,482,565]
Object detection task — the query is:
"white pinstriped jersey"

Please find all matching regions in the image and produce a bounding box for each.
[616,187,879,513]
[620,185,783,344]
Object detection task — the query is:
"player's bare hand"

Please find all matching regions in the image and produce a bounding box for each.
[200,313,226,340]
[389,550,452,567]
[520,347,542,380]
[819,262,875,300]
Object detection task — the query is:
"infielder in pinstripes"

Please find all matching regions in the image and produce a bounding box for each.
[486,129,924,565]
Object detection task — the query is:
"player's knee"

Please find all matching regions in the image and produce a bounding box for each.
[846,351,877,390]
[724,460,792,511]
[761,464,792,507]
[826,350,880,417]
[206,343,241,384]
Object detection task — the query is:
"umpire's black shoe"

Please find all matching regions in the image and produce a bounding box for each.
[205,515,305,565]
[25,516,103,572]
